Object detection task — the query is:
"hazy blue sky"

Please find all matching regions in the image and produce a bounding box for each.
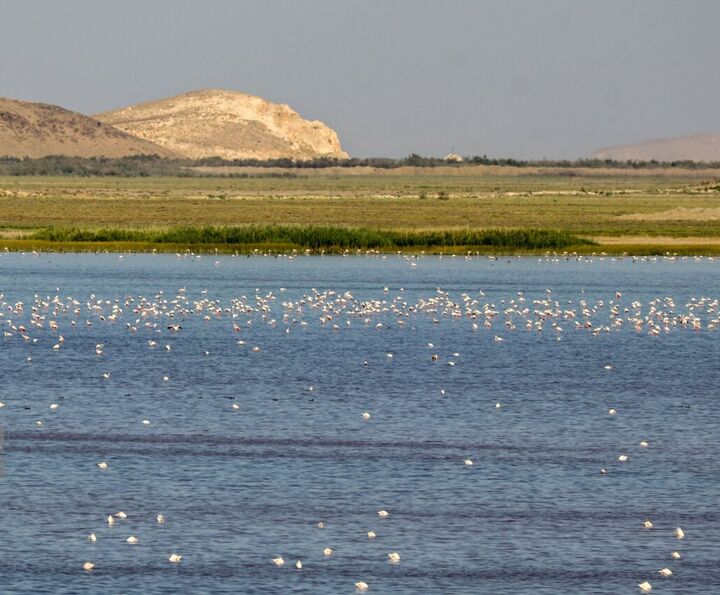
[2,1,719,158]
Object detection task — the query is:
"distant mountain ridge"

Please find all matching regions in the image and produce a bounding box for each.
[95,89,348,160]
[0,97,176,158]
[591,133,720,162]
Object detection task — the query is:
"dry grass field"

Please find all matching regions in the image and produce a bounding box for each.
[1,167,719,253]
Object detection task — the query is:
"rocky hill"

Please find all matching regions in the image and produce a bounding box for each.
[591,133,720,162]
[95,89,348,160]
[0,97,176,158]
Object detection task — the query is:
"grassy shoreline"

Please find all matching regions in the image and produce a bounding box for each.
[3,228,720,256]
[1,225,591,254]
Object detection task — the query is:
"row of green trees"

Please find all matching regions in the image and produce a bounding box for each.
[1,154,719,176]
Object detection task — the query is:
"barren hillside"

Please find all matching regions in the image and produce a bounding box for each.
[0,97,176,158]
[591,133,720,162]
[95,89,348,160]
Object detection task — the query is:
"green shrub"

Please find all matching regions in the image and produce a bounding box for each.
[30,225,593,250]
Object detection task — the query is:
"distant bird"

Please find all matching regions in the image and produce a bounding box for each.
[107,515,115,526]
[367,531,376,539]
[362,411,371,420]
[97,461,108,470]
[674,527,685,539]
[168,553,182,563]
[618,454,629,462]
[464,459,474,466]
[671,551,681,559]
[115,511,127,519]
[639,440,649,447]
[643,520,653,529]
[88,533,97,542]
[232,403,240,410]
[377,510,389,518]
[83,561,95,572]
[50,403,59,410]
[658,568,672,577]
[316,521,325,529]
[295,560,302,570]
[272,556,284,567]
[157,514,165,524]
[355,581,369,592]
[126,536,138,544]
[608,408,617,415]
[387,552,400,563]
[142,419,151,425]
[323,547,333,557]
[638,581,652,592]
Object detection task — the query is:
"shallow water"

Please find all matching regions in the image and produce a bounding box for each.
[1,252,719,594]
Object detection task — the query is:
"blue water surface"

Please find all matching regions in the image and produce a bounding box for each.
[0,252,718,594]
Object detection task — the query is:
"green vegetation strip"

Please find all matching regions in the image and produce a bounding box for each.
[28,225,591,251]
[2,155,720,177]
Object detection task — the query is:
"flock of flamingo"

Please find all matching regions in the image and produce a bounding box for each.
[1,251,716,592]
